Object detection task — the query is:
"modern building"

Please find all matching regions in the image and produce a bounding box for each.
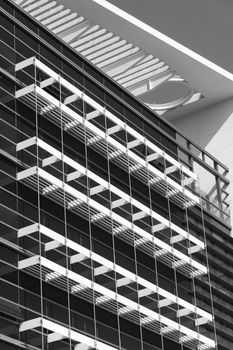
[0,1,232,350]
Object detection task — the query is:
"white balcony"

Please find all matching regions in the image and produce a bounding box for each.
[16,136,205,253]
[15,57,199,208]
[16,166,207,278]
[18,223,212,324]
[18,255,215,350]
[19,317,117,350]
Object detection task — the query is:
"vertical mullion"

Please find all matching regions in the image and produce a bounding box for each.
[146,142,165,350]
[105,107,122,350]
[125,120,144,350]
[84,90,98,347]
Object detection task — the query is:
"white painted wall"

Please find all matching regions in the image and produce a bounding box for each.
[172,98,233,231]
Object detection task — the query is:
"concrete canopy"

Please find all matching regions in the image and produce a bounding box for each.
[60,0,233,118]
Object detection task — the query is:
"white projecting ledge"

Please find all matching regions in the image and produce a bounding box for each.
[15,57,200,209]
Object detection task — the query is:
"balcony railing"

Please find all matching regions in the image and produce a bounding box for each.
[18,254,215,350]
[18,223,212,323]
[16,166,206,278]
[15,57,199,209]
[16,137,205,253]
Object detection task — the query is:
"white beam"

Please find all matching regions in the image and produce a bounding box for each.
[116,277,132,288]
[15,57,35,72]
[177,308,192,318]
[74,344,92,350]
[188,245,203,254]
[42,155,59,168]
[158,298,174,308]
[40,77,56,89]
[165,165,178,175]
[138,288,153,298]
[45,240,63,252]
[16,136,37,152]
[152,223,167,233]
[15,84,36,98]
[127,139,142,149]
[132,210,147,221]
[107,124,122,135]
[170,234,186,244]
[67,170,84,182]
[90,184,105,196]
[146,152,161,163]
[64,93,79,105]
[111,198,127,209]
[47,332,65,343]
[86,109,101,120]
[94,265,111,276]
[18,223,39,238]
[195,317,209,326]
[18,255,40,270]
[70,253,88,264]
[19,317,42,332]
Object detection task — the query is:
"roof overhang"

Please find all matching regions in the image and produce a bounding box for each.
[62,0,233,115]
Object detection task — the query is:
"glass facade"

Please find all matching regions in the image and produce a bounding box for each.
[0,1,231,350]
